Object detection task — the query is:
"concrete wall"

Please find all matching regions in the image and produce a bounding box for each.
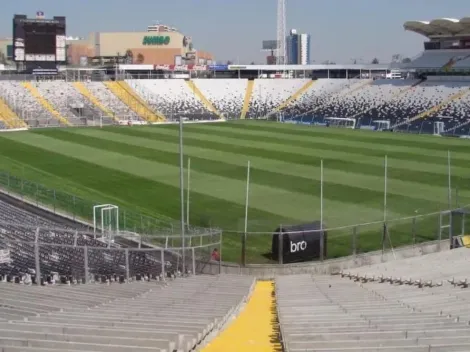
[66,40,94,65]
[126,47,183,65]
[95,32,186,57]
[201,240,452,278]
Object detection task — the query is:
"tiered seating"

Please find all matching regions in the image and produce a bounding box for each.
[128,79,219,120]
[409,50,466,69]
[303,79,417,122]
[0,199,171,281]
[105,81,165,122]
[0,275,254,352]
[84,82,141,121]
[388,81,470,132]
[0,81,56,127]
[277,257,470,352]
[246,79,310,119]
[192,79,247,119]
[34,82,102,125]
[283,79,369,122]
[340,247,469,293]
[422,88,470,135]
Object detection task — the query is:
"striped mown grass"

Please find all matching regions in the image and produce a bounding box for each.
[0,121,469,263]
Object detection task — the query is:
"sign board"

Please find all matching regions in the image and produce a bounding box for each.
[271,221,327,264]
[208,65,228,71]
[142,36,170,46]
[262,40,278,50]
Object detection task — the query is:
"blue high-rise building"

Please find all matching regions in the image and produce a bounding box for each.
[287,29,311,65]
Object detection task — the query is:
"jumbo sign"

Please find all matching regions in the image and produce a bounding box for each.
[142,36,171,46]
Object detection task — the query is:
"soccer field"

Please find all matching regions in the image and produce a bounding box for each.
[0,121,469,263]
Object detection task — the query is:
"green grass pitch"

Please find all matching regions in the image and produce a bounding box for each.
[0,120,469,263]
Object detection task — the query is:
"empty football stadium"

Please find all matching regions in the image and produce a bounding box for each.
[1,6,470,352]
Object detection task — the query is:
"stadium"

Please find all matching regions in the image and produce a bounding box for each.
[0,5,470,352]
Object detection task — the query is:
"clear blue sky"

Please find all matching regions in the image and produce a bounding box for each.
[1,0,470,64]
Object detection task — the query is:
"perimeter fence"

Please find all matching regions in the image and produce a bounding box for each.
[0,169,180,235]
[0,220,222,280]
[229,204,470,265]
[1,167,469,267]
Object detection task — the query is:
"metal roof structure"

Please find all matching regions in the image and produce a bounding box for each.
[404,17,470,38]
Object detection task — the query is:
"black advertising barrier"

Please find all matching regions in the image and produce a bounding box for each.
[271,221,327,264]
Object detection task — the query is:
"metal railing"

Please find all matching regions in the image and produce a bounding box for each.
[232,204,470,265]
[0,170,177,235]
[0,221,222,280]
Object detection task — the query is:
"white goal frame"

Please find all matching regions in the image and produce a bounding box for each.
[93,204,119,238]
[325,117,356,129]
[373,120,391,131]
[434,121,445,136]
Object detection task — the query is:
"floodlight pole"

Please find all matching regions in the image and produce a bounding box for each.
[383,155,388,223]
[242,160,251,266]
[447,150,452,211]
[448,150,453,248]
[383,155,388,255]
[320,159,324,230]
[179,117,186,273]
[320,159,324,261]
[187,157,191,229]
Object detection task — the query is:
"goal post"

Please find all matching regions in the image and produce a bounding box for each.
[93,204,119,239]
[373,120,391,131]
[325,117,356,129]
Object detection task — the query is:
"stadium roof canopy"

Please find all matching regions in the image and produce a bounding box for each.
[404,17,470,38]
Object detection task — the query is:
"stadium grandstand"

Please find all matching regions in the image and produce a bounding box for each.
[2,9,470,352]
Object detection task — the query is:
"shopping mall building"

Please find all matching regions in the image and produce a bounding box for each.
[0,23,214,67]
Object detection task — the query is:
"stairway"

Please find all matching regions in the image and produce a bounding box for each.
[73,82,117,122]
[393,87,470,128]
[186,80,224,119]
[240,80,255,119]
[21,82,70,126]
[0,97,27,129]
[266,80,316,118]
[104,81,165,122]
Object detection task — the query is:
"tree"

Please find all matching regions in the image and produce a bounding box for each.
[226,60,233,65]
[391,54,402,63]
[136,53,145,64]
[371,58,379,64]
[401,57,412,64]
[125,49,133,64]
[0,52,6,64]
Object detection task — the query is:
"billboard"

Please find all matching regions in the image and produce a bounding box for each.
[271,222,327,264]
[208,65,228,71]
[262,40,278,50]
[13,14,66,63]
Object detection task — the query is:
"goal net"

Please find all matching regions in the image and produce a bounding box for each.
[373,120,391,131]
[325,117,356,129]
[93,205,119,243]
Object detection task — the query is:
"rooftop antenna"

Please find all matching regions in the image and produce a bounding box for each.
[276,0,287,66]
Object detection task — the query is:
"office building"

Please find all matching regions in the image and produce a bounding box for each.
[287,29,311,65]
